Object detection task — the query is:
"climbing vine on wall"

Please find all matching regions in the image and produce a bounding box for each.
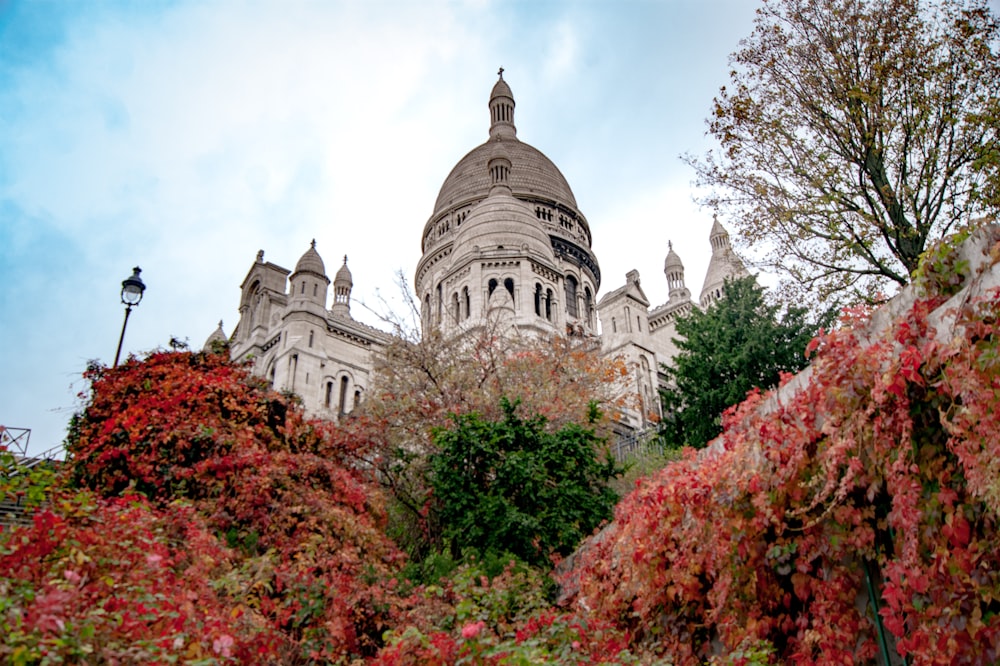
[569,241,1000,663]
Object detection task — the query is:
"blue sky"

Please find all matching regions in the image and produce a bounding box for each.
[6,0,989,455]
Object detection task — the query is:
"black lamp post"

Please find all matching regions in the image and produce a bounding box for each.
[113,267,146,368]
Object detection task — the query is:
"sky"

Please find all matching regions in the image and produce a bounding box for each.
[5,0,992,456]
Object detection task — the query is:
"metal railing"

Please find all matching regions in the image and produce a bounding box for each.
[610,426,661,462]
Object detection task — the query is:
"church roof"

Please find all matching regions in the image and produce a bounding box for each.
[334,255,353,286]
[490,74,513,101]
[202,320,227,351]
[432,71,578,217]
[433,139,578,215]
[597,270,649,308]
[664,241,683,271]
[294,239,326,276]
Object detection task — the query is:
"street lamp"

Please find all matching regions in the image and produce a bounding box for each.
[113,266,146,368]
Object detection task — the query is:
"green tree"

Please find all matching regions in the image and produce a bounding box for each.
[659,277,827,448]
[690,0,1000,304]
[429,399,621,569]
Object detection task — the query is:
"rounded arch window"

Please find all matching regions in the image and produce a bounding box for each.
[565,275,578,318]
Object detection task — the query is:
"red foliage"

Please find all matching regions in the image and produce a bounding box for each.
[569,285,1000,663]
[0,492,276,662]
[52,350,410,662]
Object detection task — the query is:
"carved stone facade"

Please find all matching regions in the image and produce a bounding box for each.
[224,243,387,421]
[214,73,748,425]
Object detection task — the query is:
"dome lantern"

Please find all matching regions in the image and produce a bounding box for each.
[487,146,512,196]
[488,67,516,140]
[664,241,690,303]
[332,255,353,318]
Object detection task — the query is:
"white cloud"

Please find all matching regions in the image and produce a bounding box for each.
[0,0,764,454]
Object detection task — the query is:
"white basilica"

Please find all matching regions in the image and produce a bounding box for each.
[215,72,747,430]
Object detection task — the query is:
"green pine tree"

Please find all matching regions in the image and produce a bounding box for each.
[659,276,830,448]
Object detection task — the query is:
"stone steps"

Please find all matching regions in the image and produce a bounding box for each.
[0,496,34,529]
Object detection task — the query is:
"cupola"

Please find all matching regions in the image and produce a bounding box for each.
[488,67,516,140]
[289,239,330,311]
[332,255,353,318]
[203,320,227,352]
[664,241,690,303]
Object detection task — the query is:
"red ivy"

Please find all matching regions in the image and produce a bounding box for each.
[568,282,1000,664]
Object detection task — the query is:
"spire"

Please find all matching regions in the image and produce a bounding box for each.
[488,67,516,140]
[332,255,353,318]
[709,214,730,253]
[700,216,749,307]
[664,240,690,303]
[203,320,228,352]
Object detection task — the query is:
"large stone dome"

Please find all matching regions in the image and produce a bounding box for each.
[417,71,601,303]
[432,139,578,216]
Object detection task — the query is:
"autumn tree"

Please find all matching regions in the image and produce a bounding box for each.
[659,276,826,448]
[358,280,628,560]
[690,0,1000,303]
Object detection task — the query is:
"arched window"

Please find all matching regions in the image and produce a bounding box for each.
[504,278,514,299]
[488,278,498,297]
[565,275,578,318]
[462,287,470,320]
[639,356,652,423]
[308,330,314,348]
[534,283,542,316]
[354,389,361,410]
[545,289,553,321]
[300,281,306,294]
[339,376,349,415]
[325,381,333,408]
[244,280,261,333]
[313,283,318,297]
[585,287,594,328]
[451,292,460,323]
[423,294,431,328]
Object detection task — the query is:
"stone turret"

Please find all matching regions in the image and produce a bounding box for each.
[289,239,330,316]
[700,216,748,307]
[664,241,691,304]
[332,256,353,318]
[488,67,516,140]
